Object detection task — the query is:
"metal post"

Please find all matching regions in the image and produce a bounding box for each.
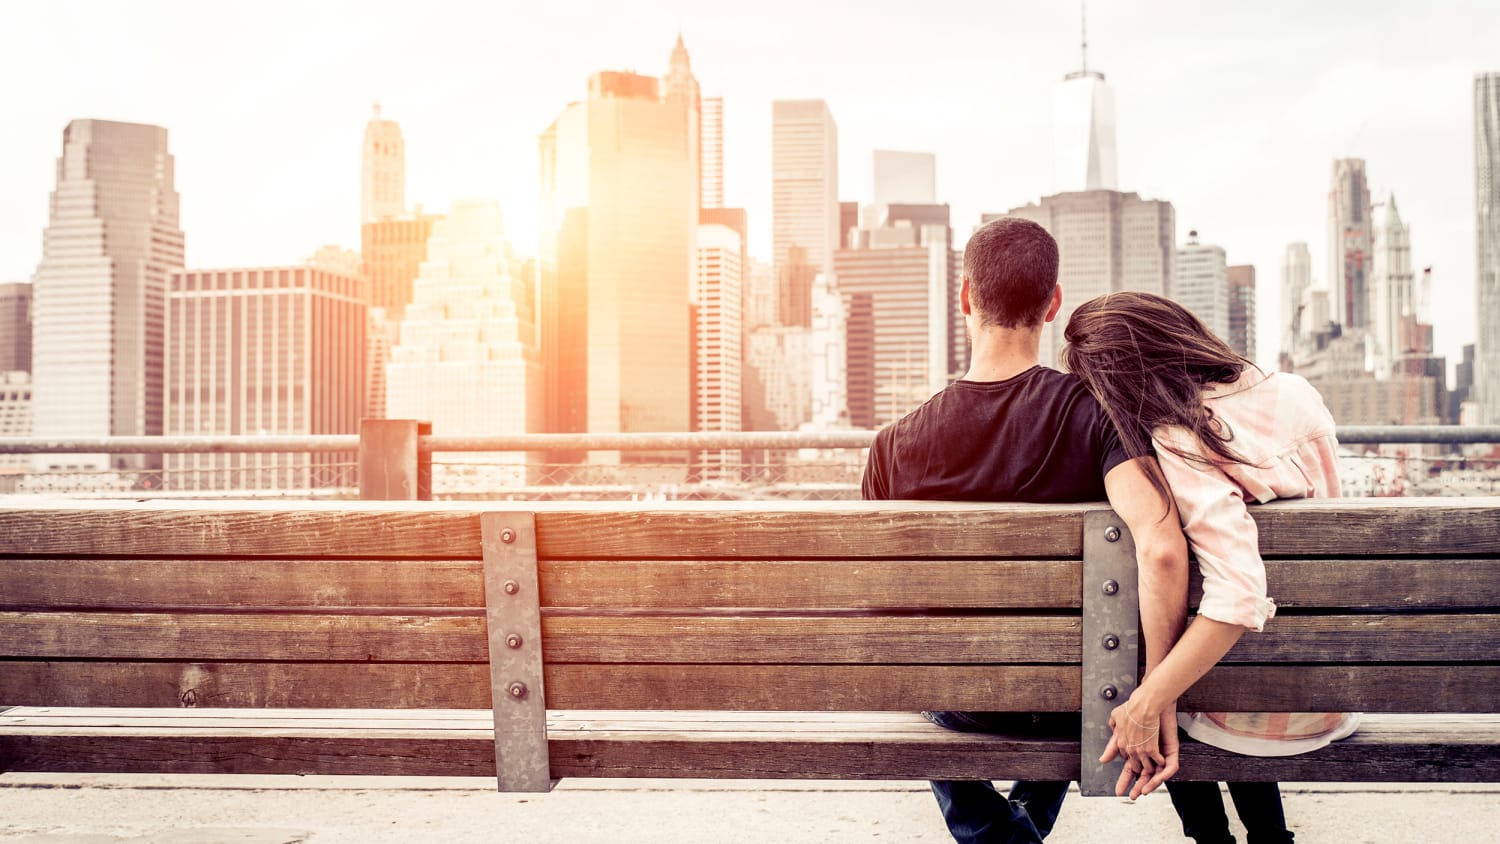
[358,419,431,500]
[1079,509,1141,796]
[480,511,551,792]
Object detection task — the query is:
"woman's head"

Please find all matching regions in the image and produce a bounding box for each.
[1062,291,1256,493]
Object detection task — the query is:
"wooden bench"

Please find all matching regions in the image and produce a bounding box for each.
[1,498,1498,794]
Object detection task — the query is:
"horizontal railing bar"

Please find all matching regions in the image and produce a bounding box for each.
[1,427,1498,455]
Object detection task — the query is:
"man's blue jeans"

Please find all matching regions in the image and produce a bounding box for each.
[923,711,1077,843]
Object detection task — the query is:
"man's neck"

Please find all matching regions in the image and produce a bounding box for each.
[963,325,1043,383]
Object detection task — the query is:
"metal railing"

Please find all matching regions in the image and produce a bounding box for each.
[2,425,1499,500]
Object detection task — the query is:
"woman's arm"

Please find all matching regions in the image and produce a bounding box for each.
[1101,457,1189,797]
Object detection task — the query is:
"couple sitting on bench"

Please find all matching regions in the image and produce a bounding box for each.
[862,217,1359,844]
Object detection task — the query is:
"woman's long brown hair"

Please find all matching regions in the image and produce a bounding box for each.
[1061,291,1260,505]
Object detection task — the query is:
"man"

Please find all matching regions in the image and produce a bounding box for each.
[861,217,1189,843]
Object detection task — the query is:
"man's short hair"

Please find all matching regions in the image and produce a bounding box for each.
[962,217,1060,329]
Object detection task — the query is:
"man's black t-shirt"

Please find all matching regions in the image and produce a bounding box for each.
[861,366,1130,502]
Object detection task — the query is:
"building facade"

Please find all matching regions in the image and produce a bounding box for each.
[361,104,405,224]
[0,282,31,374]
[834,221,952,429]
[386,199,542,489]
[1053,54,1117,193]
[165,266,365,490]
[772,99,839,328]
[1227,264,1256,362]
[1281,242,1313,368]
[701,96,724,210]
[1370,196,1414,379]
[31,119,185,471]
[1175,231,1230,342]
[692,223,743,477]
[998,190,1174,367]
[540,70,697,443]
[1475,73,1500,424]
[1328,158,1373,332]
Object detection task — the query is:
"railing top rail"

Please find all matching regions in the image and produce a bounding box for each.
[2,426,1499,454]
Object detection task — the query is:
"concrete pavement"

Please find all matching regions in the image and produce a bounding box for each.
[2,775,1497,843]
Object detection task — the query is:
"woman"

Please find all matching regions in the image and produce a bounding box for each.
[1062,291,1360,844]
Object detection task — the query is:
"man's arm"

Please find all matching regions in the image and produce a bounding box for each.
[1102,456,1189,797]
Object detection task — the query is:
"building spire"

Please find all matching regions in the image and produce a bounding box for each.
[1081,0,1088,73]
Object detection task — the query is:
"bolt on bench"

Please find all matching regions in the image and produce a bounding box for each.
[1,498,1498,794]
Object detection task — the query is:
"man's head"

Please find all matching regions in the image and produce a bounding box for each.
[961,217,1060,329]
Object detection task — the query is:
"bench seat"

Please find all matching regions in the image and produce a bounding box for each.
[5,708,1498,783]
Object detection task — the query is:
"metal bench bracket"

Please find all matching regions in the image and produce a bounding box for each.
[481,511,552,792]
[1080,509,1142,796]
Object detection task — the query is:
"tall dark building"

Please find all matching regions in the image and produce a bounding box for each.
[0,282,31,373]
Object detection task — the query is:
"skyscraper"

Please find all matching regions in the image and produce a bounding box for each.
[361,104,405,224]
[1281,242,1313,368]
[31,119,184,471]
[835,219,953,429]
[1053,12,1117,193]
[772,99,839,327]
[1370,195,1414,379]
[873,150,937,208]
[1227,264,1256,362]
[361,211,442,315]
[999,190,1174,367]
[1328,158,1373,332]
[693,222,743,477]
[386,199,541,487]
[540,70,696,440]
[701,96,724,209]
[165,265,365,490]
[1175,230,1230,342]
[0,282,31,374]
[1475,72,1500,424]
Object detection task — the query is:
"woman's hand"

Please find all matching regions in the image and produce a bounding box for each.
[1099,695,1179,799]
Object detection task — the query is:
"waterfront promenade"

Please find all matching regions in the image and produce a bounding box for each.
[2,775,1498,843]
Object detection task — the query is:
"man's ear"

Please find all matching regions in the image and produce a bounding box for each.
[1042,285,1063,323]
[959,275,973,315]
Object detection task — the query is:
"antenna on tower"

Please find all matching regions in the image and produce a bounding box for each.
[1081,0,1088,73]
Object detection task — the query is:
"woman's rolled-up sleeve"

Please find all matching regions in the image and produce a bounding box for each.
[1154,431,1276,632]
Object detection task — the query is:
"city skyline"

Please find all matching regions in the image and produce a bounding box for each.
[2,1,1498,375]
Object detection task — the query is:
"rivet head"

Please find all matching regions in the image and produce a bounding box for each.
[500,528,517,544]
[503,580,520,595]
[508,681,528,699]
[505,633,523,649]
[1102,579,1119,596]
[1101,685,1119,701]
[1102,633,1120,651]
[1104,526,1122,543]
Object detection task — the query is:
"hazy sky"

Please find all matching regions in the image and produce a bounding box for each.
[3,0,1498,371]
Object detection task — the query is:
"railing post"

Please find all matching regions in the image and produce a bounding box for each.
[358,419,431,500]
[1079,509,1141,796]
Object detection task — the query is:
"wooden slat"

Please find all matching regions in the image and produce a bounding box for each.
[1252,497,1500,556]
[0,559,484,611]
[0,500,1095,559]
[1198,559,1500,610]
[0,612,1079,665]
[0,611,488,661]
[1219,615,1500,663]
[1181,666,1500,713]
[0,662,1076,711]
[539,616,1080,663]
[0,662,494,709]
[540,559,1081,609]
[0,504,486,558]
[1178,715,1500,782]
[542,664,1078,711]
[533,504,1090,559]
[5,712,1494,783]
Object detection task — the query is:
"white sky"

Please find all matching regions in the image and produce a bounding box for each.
[3,0,1498,373]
